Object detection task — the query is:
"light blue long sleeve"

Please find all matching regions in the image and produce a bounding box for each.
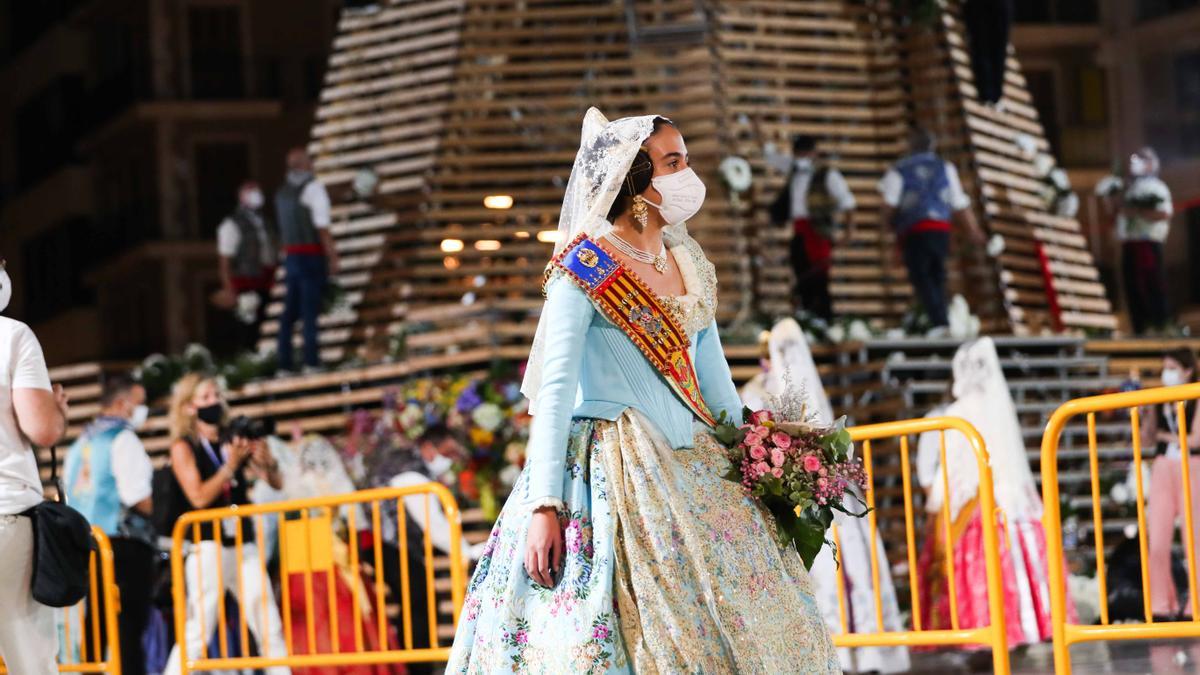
[523,278,595,507]
[695,319,745,425]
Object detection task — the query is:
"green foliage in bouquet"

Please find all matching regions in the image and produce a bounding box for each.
[716,408,869,569]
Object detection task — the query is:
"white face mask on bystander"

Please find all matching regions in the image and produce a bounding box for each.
[243,189,265,210]
[1162,367,1187,387]
[0,266,11,313]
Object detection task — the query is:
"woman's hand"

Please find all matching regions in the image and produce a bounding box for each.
[525,507,563,588]
[225,437,254,468]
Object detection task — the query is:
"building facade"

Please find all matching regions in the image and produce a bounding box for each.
[0,0,339,364]
[1014,0,1200,330]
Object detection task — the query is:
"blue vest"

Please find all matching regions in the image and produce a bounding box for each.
[64,418,130,535]
[893,152,952,235]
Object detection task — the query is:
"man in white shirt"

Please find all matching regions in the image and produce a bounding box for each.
[0,261,69,675]
[275,148,339,373]
[216,180,277,353]
[766,135,857,321]
[64,376,155,675]
[878,129,984,336]
[1113,147,1174,335]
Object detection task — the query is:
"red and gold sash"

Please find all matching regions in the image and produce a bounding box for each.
[551,234,717,427]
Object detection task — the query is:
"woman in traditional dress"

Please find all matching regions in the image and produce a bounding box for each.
[916,337,1072,648]
[742,318,909,673]
[446,109,838,673]
[268,432,407,675]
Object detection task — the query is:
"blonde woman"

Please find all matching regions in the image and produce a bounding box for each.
[162,374,289,675]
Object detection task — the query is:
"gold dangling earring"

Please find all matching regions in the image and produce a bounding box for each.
[631,195,649,231]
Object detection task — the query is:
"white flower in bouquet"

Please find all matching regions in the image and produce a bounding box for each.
[848,319,873,342]
[1049,168,1070,191]
[947,294,980,340]
[235,292,261,325]
[1110,481,1131,505]
[1055,192,1080,218]
[1094,174,1123,197]
[499,464,522,489]
[472,402,505,433]
[718,156,753,192]
[1034,153,1055,176]
[826,324,846,344]
[398,403,424,435]
[1014,133,1038,159]
[986,233,1006,257]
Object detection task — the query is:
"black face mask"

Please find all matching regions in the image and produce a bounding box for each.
[196,403,224,426]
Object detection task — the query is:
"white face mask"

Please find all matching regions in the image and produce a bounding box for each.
[794,157,814,171]
[425,453,454,477]
[646,167,706,226]
[129,404,149,431]
[0,268,9,314]
[1162,367,1187,387]
[243,189,265,210]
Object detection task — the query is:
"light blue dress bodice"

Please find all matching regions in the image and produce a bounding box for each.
[522,238,743,508]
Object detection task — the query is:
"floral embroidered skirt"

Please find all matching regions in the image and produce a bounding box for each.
[446,410,839,674]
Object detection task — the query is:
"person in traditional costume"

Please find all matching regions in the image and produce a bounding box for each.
[742,317,909,673]
[446,108,838,673]
[917,337,1073,649]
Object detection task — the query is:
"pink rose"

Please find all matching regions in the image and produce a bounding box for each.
[749,445,767,461]
[771,449,786,468]
[771,467,784,478]
[753,461,771,477]
[770,432,792,449]
[803,455,822,473]
[752,425,770,440]
[750,410,774,425]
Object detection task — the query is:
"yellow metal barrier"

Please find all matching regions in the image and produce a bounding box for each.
[1042,382,1200,675]
[169,484,466,674]
[836,417,1010,674]
[0,526,122,674]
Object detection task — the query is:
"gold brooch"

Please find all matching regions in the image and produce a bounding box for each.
[578,248,600,268]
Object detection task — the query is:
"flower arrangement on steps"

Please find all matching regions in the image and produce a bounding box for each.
[341,362,530,522]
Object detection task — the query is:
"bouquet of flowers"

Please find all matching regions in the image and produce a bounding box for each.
[713,386,869,569]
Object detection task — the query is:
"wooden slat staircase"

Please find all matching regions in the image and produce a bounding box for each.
[256,0,1114,367]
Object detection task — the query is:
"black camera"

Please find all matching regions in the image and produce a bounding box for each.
[225,415,276,441]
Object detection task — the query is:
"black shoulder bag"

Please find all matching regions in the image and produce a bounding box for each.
[21,444,95,607]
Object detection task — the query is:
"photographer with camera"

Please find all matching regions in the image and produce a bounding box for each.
[161,374,288,675]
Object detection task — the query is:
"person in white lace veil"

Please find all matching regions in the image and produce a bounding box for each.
[449,108,838,673]
[740,318,910,673]
[916,336,1070,647]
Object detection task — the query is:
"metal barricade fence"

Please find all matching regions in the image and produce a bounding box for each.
[835,417,1010,674]
[169,484,466,674]
[1042,383,1200,675]
[0,526,122,675]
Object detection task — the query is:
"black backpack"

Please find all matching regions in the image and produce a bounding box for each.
[152,464,189,538]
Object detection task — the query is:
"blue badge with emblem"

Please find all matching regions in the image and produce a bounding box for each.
[560,236,618,290]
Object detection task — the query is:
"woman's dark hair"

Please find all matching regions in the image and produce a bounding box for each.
[1165,347,1199,382]
[605,116,676,223]
[417,423,454,447]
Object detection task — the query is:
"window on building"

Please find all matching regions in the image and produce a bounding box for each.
[1176,49,1200,157]
[187,5,245,98]
[1139,0,1200,21]
[14,76,84,189]
[193,141,250,238]
[21,218,95,323]
[1014,0,1098,23]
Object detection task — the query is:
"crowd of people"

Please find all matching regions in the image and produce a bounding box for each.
[769,132,1179,337]
[0,104,1193,674]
